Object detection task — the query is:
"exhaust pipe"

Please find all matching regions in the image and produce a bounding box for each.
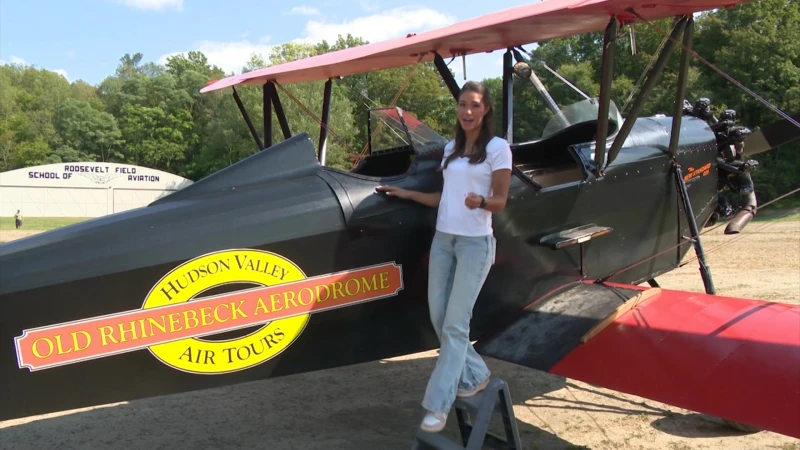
[717,157,759,234]
[683,100,762,234]
[726,189,757,234]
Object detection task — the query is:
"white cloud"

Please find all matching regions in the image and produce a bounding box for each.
[286,6,320,15]
[299,6,455,44]
[1,55,27,66]
[158,36,274,75]
[53,69,70,81]
[117,0,183,11]
[0,56,70,81]
[358,0,381,12]
[159,6,456,78]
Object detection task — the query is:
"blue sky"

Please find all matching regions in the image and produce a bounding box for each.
[1,0,537,86]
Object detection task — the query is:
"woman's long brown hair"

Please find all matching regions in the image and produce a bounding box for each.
[442,81,495,169]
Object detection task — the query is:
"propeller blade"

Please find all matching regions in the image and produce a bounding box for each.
[743,110,800,155]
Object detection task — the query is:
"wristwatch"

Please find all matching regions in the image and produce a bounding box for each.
[478,195,486,209]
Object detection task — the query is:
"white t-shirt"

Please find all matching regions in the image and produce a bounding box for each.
[436,136,513,236]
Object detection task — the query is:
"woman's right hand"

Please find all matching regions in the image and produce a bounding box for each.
[376,185,414,199]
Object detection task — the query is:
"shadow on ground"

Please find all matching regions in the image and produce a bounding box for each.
[2,353,582,450]
[650,413,760,438]
[521,381,761,441]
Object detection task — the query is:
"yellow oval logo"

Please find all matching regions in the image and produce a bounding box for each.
[142,249,309,374]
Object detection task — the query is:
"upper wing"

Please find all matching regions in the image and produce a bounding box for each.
[200,0,754,92]
[474,281,800,439]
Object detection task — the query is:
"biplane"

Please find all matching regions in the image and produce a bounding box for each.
[2,0,799,443]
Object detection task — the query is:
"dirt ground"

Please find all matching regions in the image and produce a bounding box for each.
[1,216,798,450]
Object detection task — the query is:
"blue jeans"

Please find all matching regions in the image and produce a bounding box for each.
[422,230,496,414]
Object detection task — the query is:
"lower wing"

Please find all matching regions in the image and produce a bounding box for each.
[475,281,800,439]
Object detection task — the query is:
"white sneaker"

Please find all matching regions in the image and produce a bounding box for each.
[420,411,448,432]
[457,376,490,398]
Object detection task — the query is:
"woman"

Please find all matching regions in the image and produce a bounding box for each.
[377,81,512,432]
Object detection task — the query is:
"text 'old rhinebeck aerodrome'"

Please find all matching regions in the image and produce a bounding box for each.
[14,249,403,373]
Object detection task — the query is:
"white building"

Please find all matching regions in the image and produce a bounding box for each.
[0,162,193,218]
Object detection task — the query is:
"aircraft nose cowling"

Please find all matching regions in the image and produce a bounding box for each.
[0,174,344,296]
[0,132,343,296]
[0,133,362,421]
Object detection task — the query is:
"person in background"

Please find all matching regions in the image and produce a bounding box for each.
[376,80,513,432]
[14,210,22,229]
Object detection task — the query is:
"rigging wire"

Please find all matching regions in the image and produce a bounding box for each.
[694,187,800,238]
[358,88,435,147]
[262,13,796,300]
[629,9,800,130]
[271,53,427,165]
[515,46,591,100]
[678,188,800,267]
[621,31,670,113]
[679,207,799,267]
[353,89,418,145]
[355,88,414,145]
[272,80,360,155]
[596,12,800,282]
[593,11,800,285]
[355,84,430,146]
[350,53,426,169]
[598,186,800,282]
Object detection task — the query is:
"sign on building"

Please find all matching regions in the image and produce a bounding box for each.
[0,162,193,218]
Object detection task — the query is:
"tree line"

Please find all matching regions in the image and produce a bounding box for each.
[0,0,797,203]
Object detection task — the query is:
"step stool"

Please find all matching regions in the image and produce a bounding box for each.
[411,377,522,450]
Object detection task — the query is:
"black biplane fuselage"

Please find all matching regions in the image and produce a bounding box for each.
[0,97,720,420]
[3,0,799,439]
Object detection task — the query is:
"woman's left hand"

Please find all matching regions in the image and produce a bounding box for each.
[465,193,484,209]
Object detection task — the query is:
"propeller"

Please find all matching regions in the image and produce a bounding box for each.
[741,110,800,155]
[683,100,799,234]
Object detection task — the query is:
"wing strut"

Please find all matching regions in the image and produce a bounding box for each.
[605,16,688,170]
[231,80,295,152]
[434,52,460,101]
[319,78,332,165]
[263,83,272,149]
[667,16,716,295]
[668,16,693,161]
[629,10,800,130]
[502,49,513,143]
[232,86,264,151]
[266,82,292,139]
[594,16,617,175]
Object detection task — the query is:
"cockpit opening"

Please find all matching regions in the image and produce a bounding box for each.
[349,93,623,189]
[512,97,623,189]
[350,107,448,177]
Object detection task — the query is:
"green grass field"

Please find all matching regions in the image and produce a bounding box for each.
[1,207,797,232]
[0,204,796,243]
[0,217,89,231]
[752,206,800,223]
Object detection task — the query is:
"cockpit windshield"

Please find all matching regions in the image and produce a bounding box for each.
[541,97,623,139]
[368,107,448,155]
[365,67,624,156]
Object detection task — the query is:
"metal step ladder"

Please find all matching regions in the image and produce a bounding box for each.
[412,378,523,450]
